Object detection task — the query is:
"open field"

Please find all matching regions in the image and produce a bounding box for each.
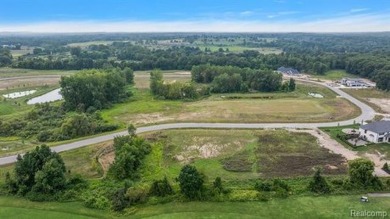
[310,70,356,81]
[0,196,111,219]
[197,45,282,54]
[67,41,115,48]
[137,129,347,183]
[134,70,191,89]
[10,47,34,58]
[101,86,360,126]
[132,196,390,219]
[0,68,75,78]
[0,195,389,219]
[341,88,390,114]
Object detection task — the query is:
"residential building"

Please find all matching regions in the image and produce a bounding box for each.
[277,67,300,75]
[359,121,390,143]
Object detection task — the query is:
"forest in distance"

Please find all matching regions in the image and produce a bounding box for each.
[1,32,390,91]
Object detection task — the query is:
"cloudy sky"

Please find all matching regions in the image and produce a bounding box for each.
[0,0,390,32]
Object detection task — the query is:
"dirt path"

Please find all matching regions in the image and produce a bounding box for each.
[368,193,390,197]
[290,129,389,176]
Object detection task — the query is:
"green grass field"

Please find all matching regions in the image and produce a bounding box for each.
[310,70,356,81]
[0,195,389,219]
[101,83,360,126]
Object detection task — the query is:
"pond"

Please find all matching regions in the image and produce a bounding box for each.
[308,92,324,98]
[27,88,63,105]
[2,90,37,99]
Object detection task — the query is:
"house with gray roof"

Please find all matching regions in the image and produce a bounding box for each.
[359,121,390,143]
[341,78,369,87]
[277,67,300,75]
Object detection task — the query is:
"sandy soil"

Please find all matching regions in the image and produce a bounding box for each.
[367,98,390,113]
[0,77,61,90]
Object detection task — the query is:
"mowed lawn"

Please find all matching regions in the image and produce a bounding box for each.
[311,70,356,81]
[0,195,389,219]
[102,90,360,126]
[102,73,361,126]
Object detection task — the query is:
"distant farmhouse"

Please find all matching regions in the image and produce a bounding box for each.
[359,120,390,143]
[277,67,300,75]
[340,78,369,87]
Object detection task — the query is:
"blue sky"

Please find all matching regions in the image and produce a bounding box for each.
[1,0,390,32]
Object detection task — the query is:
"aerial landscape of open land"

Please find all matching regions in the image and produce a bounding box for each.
[1,0,390,218]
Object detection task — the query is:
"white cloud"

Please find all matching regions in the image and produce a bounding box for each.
[350,8,369,13]
[240,11,254,16]
[0,13,389,33]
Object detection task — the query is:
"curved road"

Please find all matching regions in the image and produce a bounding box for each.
[0,80,376,165]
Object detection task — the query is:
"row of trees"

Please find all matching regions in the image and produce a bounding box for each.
[60,68,133,112]
[192,65,290,93]
[150,70,206,100]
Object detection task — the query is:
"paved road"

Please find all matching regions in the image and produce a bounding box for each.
[0,80,376,166]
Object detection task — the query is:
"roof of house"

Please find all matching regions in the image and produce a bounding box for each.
[361,121,390,133]
[277,67,299,74]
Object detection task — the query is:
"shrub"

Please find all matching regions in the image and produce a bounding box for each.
[382,163,390,173]
[149,177,174,197]
[254,181,272,192]
[308,168,331,194]
[178,165,204,200]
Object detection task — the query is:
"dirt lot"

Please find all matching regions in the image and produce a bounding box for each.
[367,98,390,113]
[0,76,61,90]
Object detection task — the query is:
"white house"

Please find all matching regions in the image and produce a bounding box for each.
[340,78,368,87]
[359,121,390,143]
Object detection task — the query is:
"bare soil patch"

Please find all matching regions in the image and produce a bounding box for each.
[367,98,390,113]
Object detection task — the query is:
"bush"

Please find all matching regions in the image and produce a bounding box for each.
[257,192,271,202]
[149,177,174,197]
[178,165,204,200]
[254,181,272,192]
[126,186,148,205]
[308,168,331,194]
[382,163,390,173]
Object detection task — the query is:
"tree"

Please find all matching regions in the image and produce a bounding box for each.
[6,145,67,197]
[109,135,151,180]
[60,69,129,111]
[70,47,81,57]
[150,69,164,95]
[213,177,224,194]
[122,67,134,84]
[308,168,331,194]
[32,157,67,195]
[178,165,204,200]
[127,124,136,136]
[288,78,296,91]
[348,158,383,189]
[211,73,244,93]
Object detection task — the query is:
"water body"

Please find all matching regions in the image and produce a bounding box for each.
[308,92,324,98]
[3,90,36,99]
[27,88,63,105]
